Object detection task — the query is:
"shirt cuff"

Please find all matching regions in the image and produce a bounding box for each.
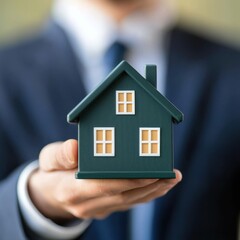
[17,160,91,240]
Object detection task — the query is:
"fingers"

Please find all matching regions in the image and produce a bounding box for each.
[39,139,78,171]
[64,170,182,219]
[36,140,183,222]
[129,170,182,204]
[173,169,183,183]
[68,180,162,218]
[55,177,159,205]
[55,170,181,206]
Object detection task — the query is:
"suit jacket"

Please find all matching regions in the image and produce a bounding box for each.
[0,22,239,240]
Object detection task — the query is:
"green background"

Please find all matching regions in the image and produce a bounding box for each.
[0,0,240,47]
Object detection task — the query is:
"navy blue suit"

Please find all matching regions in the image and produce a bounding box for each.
[0,22,239,240]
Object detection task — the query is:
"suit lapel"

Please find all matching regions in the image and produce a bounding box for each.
[165,27,215,170]
[152,27,216,239]
[42,22,87,140]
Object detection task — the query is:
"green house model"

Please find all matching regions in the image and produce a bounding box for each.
[67,61,183,179]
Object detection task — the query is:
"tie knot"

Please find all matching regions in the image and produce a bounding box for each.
[104,41,127,72]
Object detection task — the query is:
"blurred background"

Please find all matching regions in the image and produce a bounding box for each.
[0,0,240,48]
[0,0,239,238]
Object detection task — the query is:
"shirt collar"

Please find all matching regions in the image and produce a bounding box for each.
[52,0,177,64]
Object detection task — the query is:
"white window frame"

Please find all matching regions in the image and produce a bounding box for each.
[116,90,135,115]
[94,127,115,157]
[139,128,160,156]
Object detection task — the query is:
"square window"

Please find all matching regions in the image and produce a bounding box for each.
[140,128,160,156]
[94,128,115,156]
[116,91,135,115]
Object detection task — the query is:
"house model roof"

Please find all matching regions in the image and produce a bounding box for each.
[67,61,183,124]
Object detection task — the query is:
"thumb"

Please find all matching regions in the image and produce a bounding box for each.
[39,139,78,171]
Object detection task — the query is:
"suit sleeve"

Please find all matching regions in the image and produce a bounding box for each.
[0,52,36,239]
[18,161,91,240]
[0,164,28,240]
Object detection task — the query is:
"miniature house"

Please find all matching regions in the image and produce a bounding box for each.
[67,61,183,179]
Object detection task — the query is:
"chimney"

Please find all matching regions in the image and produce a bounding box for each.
[145,65,157,88]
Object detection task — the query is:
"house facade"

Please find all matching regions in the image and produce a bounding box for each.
[68,61,183,179]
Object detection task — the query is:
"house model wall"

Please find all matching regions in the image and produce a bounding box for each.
[68,61,183,179]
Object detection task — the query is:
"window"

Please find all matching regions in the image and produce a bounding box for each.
[116,91,135,115]
[94,128,115,156]
[139,128,160,156]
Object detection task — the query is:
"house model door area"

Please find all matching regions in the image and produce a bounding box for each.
[67,61,183,179]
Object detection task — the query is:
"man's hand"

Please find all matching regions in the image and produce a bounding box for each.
[28,139,182,221]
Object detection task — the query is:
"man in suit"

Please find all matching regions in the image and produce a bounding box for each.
[0,0,239,239]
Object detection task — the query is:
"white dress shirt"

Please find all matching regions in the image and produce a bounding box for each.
[17,0,177,239]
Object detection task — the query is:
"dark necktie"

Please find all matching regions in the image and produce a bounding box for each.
[104,41,127,73]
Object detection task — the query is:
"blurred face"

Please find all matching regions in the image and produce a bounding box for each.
[90,0,158,21]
